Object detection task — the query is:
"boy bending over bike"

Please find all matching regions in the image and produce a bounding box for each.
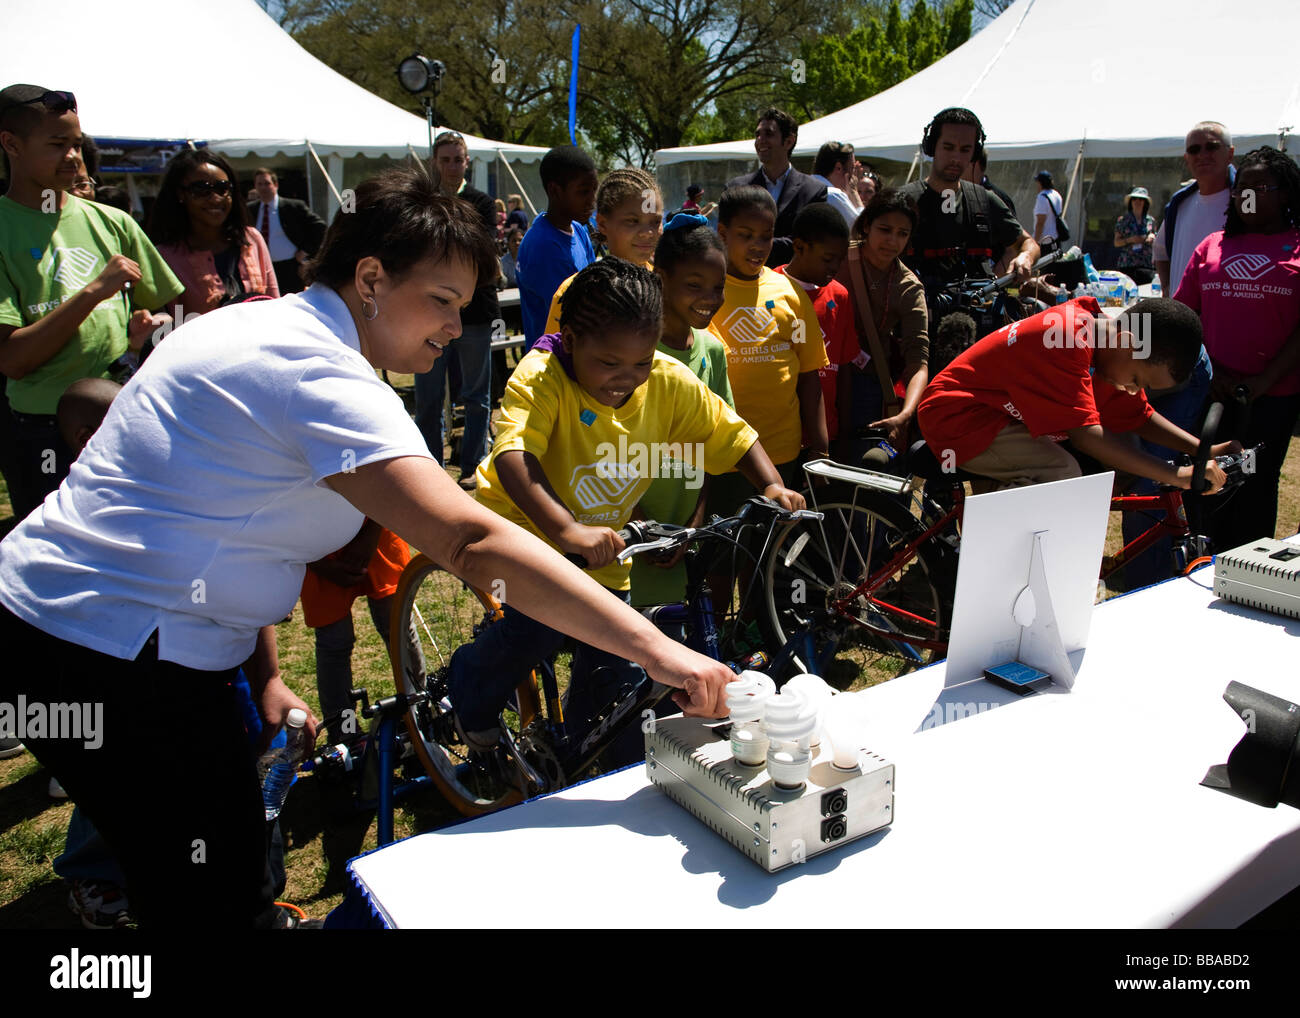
[917,297,1237,490]
[448,259,802,770]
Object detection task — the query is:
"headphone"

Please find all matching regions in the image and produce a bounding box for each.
[920,108,986,161]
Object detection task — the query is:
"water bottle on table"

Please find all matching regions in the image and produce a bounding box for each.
[259,708,311,822]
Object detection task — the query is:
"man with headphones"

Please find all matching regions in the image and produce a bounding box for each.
[901,108,1038,334]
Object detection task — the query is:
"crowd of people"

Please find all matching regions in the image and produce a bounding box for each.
[0,79,1295,929]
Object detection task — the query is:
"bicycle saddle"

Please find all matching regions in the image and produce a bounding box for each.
[905,439,983,484]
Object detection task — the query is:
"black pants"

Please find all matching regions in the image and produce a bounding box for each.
[1211,391,1300,551]
[0,606,279,928]
[5,409,72,521]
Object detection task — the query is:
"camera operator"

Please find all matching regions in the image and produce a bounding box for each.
[900,108,1039,336]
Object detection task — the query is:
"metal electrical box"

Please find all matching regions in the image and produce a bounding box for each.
[645,716,894,872]
[1214,538,1300,620]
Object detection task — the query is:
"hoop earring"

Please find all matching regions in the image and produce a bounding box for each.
[362,296,379,321]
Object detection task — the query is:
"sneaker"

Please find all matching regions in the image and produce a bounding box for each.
[68,879,133,930]
[48,776,68,799]
[457,473,477,491]
[0,737,24,760]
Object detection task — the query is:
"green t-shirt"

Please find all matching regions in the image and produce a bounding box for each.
[0,194,183,414]
[630,328,736,607]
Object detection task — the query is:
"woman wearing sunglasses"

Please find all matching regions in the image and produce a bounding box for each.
[148,149,278,321]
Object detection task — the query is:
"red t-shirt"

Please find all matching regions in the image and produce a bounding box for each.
[776,267,859,440]
[917,298,1153,464]
[1174,228,1300,397]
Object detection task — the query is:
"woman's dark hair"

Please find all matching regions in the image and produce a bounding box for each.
[654,221,725,274]
[80,135,100,178]
[305,167,499,289]
[718,185,776,225]
[1127,197,1150,219]
[852,187,919,239]
[1224,146,1300,237]
[558,257,662,340]
[148,148,248,249]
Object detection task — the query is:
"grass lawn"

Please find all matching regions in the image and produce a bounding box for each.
[2,410,1299,928]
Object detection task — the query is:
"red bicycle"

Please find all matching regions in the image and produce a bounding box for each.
[759,403,1256,686]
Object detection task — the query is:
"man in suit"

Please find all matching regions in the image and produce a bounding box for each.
[413,130,500,488]
[247,168,327,295]
[726,107,827,267]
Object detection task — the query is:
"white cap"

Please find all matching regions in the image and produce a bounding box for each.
[286,708,308,728]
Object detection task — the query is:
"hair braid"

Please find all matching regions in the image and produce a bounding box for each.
[558,257,662,340]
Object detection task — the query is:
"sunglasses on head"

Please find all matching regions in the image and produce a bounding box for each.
[184,179,233,197]
[28,89,77,114]
[1186,140,1223,155]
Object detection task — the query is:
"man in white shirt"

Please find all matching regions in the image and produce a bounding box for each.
[811,141,860,228]
[1153,121,1236,294]
[247,168,327,295]
[1031,170,1064,248]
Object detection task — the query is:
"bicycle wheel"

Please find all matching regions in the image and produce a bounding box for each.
[389,554,542,816]
[760,493,952,689]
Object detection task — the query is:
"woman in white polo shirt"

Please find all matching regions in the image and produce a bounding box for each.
[0,168,734,929]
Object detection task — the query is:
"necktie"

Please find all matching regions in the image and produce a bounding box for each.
[260,204,270,240]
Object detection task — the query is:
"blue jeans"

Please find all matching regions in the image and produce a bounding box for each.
[414,321,493,474]
[447,588,650,766]
[1118,345,1212,588]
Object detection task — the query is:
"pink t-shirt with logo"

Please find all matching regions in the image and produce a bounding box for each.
[1174,228,1300,396]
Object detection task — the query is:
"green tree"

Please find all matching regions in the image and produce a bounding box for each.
[278,0,574,148]
[566,0,841,166]
[788,0,972,122]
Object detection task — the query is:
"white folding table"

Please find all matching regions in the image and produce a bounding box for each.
[343,567,1300,928]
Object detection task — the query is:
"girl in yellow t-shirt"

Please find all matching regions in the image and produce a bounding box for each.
[543,168,664,334]
[452,258,802,770]
[708,184,829,517]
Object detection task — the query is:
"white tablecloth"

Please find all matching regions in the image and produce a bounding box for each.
[347,567,1300,928]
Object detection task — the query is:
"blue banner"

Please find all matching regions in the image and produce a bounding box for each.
[569,24,581,144]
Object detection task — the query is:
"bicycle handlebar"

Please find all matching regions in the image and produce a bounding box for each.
[1191,401,1223,494]
[615,498,823,565]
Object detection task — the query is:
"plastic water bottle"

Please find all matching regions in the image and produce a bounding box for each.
[260,708,310,822]
[1151,279,1162,298]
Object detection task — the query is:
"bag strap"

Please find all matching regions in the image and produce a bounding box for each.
[847,246,899,407]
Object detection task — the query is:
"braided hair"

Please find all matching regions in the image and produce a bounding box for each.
[558,257,662,341]
[1224,146,1300,236]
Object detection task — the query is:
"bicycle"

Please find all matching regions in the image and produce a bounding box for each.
[760,402,1258,674]
[387,499,821,817]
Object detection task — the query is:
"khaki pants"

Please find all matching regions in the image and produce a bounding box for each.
[960,422,1081,489]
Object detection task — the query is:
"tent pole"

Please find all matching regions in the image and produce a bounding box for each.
[498,149,540,216]
[1062,135,1086,246]
[305,141,345,206]
[906,148,922,183]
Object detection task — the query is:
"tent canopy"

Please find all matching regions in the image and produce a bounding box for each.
[4,0,547,162]
[657,0,1300,166]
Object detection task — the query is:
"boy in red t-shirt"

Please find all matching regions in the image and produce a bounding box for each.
[917,297,1236,490]
[778,203,858,448]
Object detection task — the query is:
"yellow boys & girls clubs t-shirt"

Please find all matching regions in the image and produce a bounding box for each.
[475,343,757,590]
[709,266,827,466]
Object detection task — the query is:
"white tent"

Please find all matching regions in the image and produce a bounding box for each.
[657,0,1300,167]
[4,0,547,212]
